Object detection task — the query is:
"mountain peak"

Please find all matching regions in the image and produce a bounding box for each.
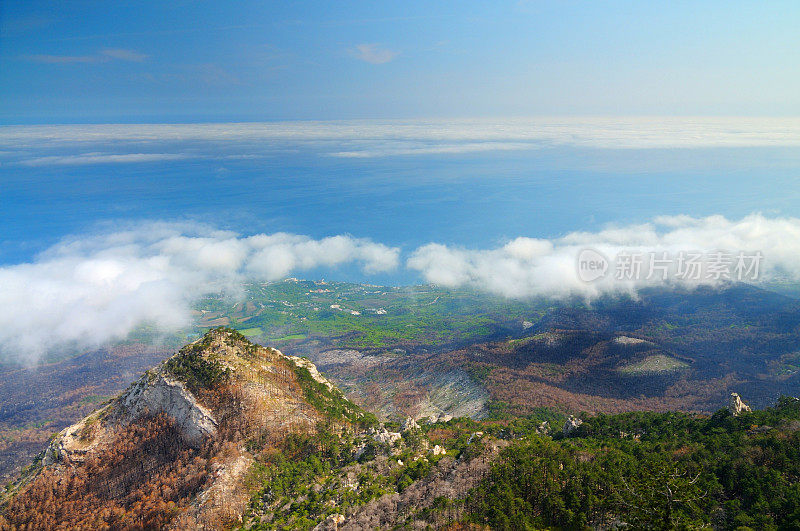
[3,328,370,528]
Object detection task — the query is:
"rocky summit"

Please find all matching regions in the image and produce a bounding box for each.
[0,329,359,528]
[0,328,497,530]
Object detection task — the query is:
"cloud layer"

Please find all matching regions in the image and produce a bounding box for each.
[0,224,398,363]
[2,117,800,166]
[26,48,148,64]
[2,214,800,363]
[409,214,800,299]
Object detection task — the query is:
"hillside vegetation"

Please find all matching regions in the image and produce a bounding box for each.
[2,329,800,529]
[460,397,800,529]
[0,329,370,528]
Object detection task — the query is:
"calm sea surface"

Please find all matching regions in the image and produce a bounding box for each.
[2,146,799,281]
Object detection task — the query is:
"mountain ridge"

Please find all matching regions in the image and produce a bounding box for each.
[3,325,800,529]
[2,328,370,529]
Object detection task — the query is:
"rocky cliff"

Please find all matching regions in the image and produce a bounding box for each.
[2,328,362,529]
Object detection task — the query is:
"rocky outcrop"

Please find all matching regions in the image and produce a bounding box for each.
[40,329,332,469]
[120,372,216,444]
[728,392,752,416]
[412,368,488,421]
[563,415,583,436]
[44,371,217,466]
[314,513,345,530]
[288,355,337,391]
[311,350,488,422]
[43,408,110,466]
[402,417,420,432]
[369,426,402,445]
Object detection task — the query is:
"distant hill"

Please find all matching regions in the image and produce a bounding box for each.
[440,284,800,416]
[289,283,800,419]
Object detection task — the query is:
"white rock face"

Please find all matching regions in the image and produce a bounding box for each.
[313,512,346,530]
[728,392,752,416]
[369,426,402,445]
[118,373,217,444]
[413,369,488,421]
[45,371,218,465]
[563,415,583,436]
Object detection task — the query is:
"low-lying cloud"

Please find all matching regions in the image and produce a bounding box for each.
[3,214,800,364]
[19,153,192,166]
[408,214,800,299]
[0,223,399,364]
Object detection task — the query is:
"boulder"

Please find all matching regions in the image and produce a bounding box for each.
[369,426,402,445]
[728,392,752,416]
[431,444,446,456]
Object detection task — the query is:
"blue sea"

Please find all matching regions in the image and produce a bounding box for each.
[2,144,800,283]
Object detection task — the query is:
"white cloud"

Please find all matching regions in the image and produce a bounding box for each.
[2,117,800,164]
[27,54,99,64]
[329,141,535,158]
[245,233,401,279]
[0,223,399,364]
[408,214,800,299]
[3,214,800,363]
[352,43,399,64]
[18,153,192,166]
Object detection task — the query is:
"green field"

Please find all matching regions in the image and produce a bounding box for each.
[617,354,689,375]
[192,280,550,351]
[271,334,307,342]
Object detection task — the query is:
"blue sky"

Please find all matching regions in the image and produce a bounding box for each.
[2,1,799,123]
[2,2,800,359]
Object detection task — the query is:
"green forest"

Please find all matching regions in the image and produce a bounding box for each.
[463,397,800,530]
